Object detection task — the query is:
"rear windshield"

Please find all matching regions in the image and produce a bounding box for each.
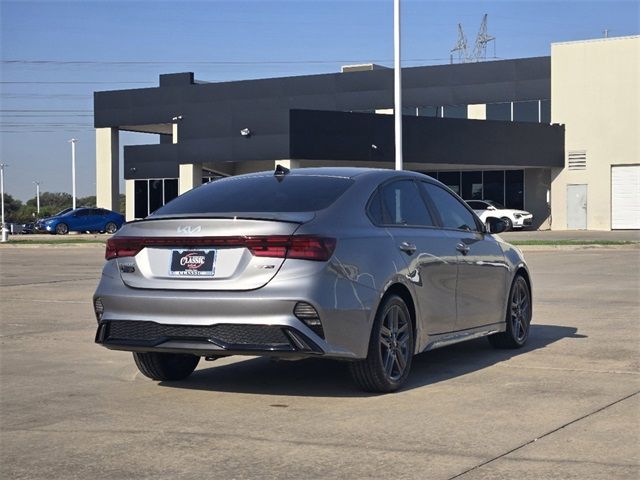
[153,175,354,215]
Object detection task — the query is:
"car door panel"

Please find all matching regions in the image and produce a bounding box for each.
[446,231,509,330]
[390,227,459,340]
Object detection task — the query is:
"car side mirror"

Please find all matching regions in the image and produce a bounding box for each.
[487,205,496,211]
[486,217,507,234]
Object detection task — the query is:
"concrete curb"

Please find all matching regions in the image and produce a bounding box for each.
[516,244,640,252]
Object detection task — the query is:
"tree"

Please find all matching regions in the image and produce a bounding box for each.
[1,193,23,223]
[78,195,96,207]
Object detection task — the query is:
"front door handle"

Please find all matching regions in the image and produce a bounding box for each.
[399,242,417,255]
[456,243,470,255]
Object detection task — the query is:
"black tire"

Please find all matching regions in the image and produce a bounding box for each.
[349,295,414,393]
[55,223,68,235]
[489,275,532,349]
[133,352,200,381]
[105,222,118,234]
[501,217,513,231]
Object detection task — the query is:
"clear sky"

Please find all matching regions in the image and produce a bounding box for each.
[1,0,638,201]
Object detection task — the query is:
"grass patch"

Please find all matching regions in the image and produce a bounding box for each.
[1,239,106,245]
[510,240,639,246]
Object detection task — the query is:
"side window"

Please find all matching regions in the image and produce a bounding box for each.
[369,180,434,227]
[467,201,484,210]
[421,183,479,231]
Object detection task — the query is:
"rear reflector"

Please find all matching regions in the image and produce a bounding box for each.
[105,235,336,262]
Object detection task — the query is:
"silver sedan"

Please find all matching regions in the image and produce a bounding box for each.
[93,167,532,392]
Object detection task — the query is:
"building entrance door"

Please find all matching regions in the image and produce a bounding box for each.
[567,184,587,229]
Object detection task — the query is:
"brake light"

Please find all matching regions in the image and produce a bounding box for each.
[105,235,336,262]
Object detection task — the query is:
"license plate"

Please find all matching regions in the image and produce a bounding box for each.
[169,250,216,277]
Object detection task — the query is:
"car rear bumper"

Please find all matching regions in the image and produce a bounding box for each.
[96,319,324,357]
[93,259,378,360]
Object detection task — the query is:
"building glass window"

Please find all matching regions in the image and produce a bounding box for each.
[164,179,178,203]
[438,172,461,195]
[417,106,439,117]
[486,102,511,121]
[442,105,467,119]
[483,170,505,205]
[134,180,148,219]
[423,172,438,180]
[513,100,539,123]
[149,179,164,214]
[505,170,524,210]
[461,171,483,200]
[402,107,417,116]
[540,99,551,123]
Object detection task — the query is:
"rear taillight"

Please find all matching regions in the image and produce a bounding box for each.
[105,235,336,262]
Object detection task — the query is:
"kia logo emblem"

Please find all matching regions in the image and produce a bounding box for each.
[177,225,202,234]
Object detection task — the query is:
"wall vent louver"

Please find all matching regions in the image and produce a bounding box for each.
[568,150,587,170]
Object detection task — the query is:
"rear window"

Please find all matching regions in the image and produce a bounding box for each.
[153,175,354,215]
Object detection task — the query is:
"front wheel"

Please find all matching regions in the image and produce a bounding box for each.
[55,223,68,235]
[488,275,531,349]
[349,295,414,393]
[133,352,200,381]
[501,217,513,231]
[104,222,118,234]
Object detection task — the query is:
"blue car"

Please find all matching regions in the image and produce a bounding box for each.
[37,208,125,235]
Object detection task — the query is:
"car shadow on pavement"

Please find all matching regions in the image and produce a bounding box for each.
[159,324,584,398]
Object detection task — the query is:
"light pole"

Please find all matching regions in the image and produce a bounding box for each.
[1,163,7,242]
[394,0,403,171]
[69,138,77,210]
[34,181,41,216]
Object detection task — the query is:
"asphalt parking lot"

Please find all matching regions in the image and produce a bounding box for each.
[1,245,639,479]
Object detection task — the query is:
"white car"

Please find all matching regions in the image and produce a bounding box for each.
[466,200,533,231]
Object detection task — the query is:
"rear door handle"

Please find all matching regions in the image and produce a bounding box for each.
[456,243,470,255]
[399,242,417,255]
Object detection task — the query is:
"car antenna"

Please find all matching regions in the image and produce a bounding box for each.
[274,164,290,182]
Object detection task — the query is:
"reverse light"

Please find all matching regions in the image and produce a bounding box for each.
[105,235,336,262]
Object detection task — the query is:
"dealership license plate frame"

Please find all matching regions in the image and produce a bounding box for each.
[169,249,217,277]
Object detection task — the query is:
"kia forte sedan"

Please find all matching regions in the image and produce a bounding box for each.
[93,167,532,392]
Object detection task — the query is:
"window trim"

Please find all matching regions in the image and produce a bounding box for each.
[419,181,485,233]
[365,178,440,230]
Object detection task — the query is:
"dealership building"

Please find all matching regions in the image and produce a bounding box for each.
[94,35,638,230]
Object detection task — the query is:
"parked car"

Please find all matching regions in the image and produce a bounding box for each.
[93,168,532,392]
[19,223,35,234]
[466,200,533,231]
[36,207,124,235]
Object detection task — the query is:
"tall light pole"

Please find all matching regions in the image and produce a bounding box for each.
[394,0,403,171]
[69,138,77,210]
[34,181,41,216]
[1,163,7,242]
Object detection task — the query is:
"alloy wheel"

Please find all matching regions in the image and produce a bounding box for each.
[379,304,411,381]
[510,278,530,343]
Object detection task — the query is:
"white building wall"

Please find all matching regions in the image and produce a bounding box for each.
[551,36,639,230]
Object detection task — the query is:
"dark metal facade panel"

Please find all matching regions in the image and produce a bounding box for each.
[289,110,564,168]
[95,56,551,131]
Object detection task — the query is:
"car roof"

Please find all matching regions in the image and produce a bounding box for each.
[238,166,434,182]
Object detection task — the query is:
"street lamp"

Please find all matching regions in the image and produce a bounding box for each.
[69,138,77,210]
[394,0,403,171]
[1,163,8,242]
[33,181,41,216]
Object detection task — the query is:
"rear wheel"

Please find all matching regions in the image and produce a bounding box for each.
[489,275,531,349]
[349,295,414,393]
[105,222,118,234]
[55,223,68,235]
[501,217,513,231]
[133,352,200,381]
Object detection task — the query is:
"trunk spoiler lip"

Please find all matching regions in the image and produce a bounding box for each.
[127,211,316,225]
